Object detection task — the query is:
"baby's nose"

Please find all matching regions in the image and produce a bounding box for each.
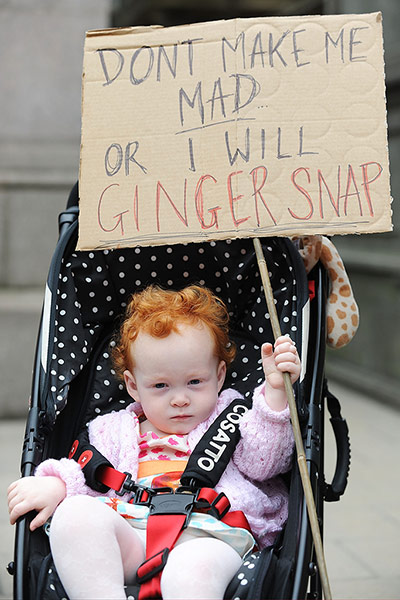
[171,392,190,406]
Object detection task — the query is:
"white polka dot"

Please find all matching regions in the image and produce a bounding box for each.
[119,272,125,278]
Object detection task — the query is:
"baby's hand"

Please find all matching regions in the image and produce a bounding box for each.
[7,476,66,531]
[261,335,300,391]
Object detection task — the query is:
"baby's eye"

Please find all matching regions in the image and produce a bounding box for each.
[154,383,166,389]
[189,379,201,385]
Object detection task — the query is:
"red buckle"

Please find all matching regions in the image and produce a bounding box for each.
[197,488,231,519]
[211,492,231,519]
[136,548,169,584]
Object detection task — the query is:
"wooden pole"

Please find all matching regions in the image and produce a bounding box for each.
[253,238,332,600]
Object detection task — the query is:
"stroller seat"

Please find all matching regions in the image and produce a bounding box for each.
[10,184,350,600]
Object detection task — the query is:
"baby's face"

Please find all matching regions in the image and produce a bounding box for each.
[124,322,226,436]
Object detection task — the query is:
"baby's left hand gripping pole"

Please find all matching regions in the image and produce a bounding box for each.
[253,238,332,600]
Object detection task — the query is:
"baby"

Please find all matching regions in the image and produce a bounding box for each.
[8,284,300,600]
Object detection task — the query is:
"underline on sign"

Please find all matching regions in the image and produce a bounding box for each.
[175,117,256,135]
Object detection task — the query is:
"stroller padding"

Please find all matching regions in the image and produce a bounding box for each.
[45,236,307,430]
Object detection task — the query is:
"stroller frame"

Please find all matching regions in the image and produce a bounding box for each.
[9,182,351,600]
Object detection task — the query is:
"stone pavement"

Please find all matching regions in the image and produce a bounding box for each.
[0,381,399,600]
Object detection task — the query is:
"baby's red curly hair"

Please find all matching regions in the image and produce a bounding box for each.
[112,285,236,379]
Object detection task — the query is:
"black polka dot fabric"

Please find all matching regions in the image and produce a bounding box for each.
[45,237,308,423]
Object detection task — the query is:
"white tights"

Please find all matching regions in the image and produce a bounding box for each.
[50,495,243,600]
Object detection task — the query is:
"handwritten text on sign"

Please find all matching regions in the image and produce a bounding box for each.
[78,13,392,250]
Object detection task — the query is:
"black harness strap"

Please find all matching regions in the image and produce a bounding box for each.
[180,395,253,488]
[68,429,113,493]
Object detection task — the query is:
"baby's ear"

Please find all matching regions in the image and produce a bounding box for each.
[217,361,227,392]
[124,370,138,401]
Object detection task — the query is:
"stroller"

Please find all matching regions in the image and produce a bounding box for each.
[9,181,351,600]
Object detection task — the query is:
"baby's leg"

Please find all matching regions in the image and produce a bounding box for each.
[50,495,145,600]
[161,536,243,600]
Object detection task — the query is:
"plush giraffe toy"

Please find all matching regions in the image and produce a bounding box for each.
[297,235,359,349]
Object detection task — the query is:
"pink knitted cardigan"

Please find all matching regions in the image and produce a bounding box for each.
[36,384,294,548]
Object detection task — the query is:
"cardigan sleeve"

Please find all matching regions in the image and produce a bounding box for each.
[232,383,295,481]
[35,457,96,498]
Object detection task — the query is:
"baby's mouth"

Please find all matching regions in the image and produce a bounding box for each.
[171,414,191,420]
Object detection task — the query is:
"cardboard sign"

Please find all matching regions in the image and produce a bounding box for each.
[77,12,392,250]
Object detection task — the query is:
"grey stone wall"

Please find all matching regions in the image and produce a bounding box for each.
[1,0,399,416]
[0,0,112,417]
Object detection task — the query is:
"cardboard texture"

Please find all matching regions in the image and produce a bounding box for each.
[78,12,392,250]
